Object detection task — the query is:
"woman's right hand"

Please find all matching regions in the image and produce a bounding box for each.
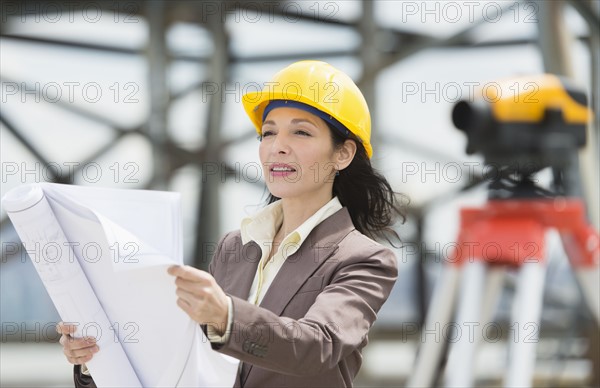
[56,322,99,365]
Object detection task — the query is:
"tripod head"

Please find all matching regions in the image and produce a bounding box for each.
[452,74,592,199]
[452,74,591,179]
[486,173,556,200]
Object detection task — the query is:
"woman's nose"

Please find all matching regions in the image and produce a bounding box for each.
[271,133,290,155]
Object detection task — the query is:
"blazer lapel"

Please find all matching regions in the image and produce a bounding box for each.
[222,240,261,299]
[240,209,354,387]
[258,208,354,316]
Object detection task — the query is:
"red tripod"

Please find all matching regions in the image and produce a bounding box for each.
[409,196,599,387]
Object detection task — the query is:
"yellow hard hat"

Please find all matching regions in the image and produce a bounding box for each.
[242,60,373,158]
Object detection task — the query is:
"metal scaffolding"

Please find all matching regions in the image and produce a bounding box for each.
[1,1,599,384]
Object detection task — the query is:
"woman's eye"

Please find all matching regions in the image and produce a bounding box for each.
[262,130,275,137]
[295,130,311,136]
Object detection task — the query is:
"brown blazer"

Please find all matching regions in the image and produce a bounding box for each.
[208,207,397,387]
[74,207,397,387]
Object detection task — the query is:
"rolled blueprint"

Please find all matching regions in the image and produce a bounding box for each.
[3,184,142,387]
[3,183,239,387]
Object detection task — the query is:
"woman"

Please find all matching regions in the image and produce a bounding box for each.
[58,60,403,387]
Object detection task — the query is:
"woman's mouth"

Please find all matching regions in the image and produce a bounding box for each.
[269,164,297,177]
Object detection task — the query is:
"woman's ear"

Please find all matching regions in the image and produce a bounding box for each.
[335,139,357,171]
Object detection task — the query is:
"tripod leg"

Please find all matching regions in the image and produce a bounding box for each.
[444,260,487,387]
[559,227,600,323]
[573,269,600,322]
[505,260,546,387]
[407,265,461,388]
[481,267,506,324]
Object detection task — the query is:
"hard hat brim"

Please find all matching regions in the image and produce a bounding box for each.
[243,91,373,158]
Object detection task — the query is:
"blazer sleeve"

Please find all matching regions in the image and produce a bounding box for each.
[212,239,398,376]
[73,365,96,388]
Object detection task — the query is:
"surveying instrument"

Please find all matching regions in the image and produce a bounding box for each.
[408,74,599,387]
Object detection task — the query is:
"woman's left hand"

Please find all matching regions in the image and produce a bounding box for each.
[168,265,229,334]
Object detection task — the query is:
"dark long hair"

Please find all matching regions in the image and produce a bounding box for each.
[266,123,407,246]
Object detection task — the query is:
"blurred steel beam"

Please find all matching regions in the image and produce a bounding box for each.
[235,1,351,27]
[0,77,171,188]
[568,0,600,230]
[536,0,579,201]
[164,128,256,172]
[413,210,427,328]
[193,14,229,270]
[0,113,64,182]
[466,36,589,47]
[145,1,170,189]
[230,49,358,64]
[537,4,599,386]
[566,0,600,37]
[383,133,473,166]
[0,34,140,55]
[170,80,207,102]
[218,130,257,150]
[0,34,210,63]
[166,141,205,171]
[357,0,378,129]
[0,77,136,133]
[378,1,517,71]
[4,32,588,69]
[537,1,574,76]
[0,221,21,263]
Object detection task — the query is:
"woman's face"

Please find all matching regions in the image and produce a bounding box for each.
[259,107,341,202]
